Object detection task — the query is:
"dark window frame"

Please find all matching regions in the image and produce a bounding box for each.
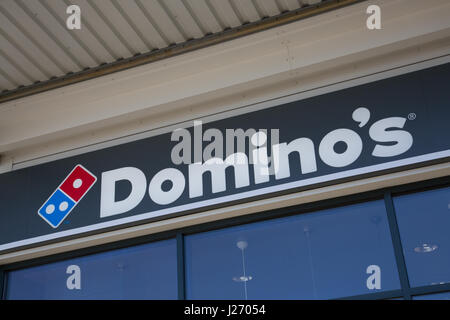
[1,175,449,300]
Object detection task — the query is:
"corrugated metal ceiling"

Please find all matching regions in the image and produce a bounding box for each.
[0,0,358,102]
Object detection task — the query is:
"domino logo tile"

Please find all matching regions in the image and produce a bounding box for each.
[37,165,97,228]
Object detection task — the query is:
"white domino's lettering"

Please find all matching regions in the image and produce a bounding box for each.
[99,107,414,218]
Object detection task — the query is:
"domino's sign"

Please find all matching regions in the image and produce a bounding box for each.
[1,63,450,253]
[97,106,413,220]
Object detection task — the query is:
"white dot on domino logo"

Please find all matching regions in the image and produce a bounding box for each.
[73,178,83,189]
[59,201,69,212]
[45,204,55,214]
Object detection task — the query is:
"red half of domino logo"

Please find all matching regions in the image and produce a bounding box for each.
[37,165,97,228]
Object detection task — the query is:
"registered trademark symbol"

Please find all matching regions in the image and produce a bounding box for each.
[408,113,416,120]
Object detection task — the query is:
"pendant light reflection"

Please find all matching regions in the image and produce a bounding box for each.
[233,240,252,300]
[232,276,253,282]
[414,243,438,253]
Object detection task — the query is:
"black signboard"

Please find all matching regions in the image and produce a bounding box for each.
[1,63,449,253]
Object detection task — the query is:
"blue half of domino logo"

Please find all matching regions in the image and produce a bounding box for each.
[38,189,76,228]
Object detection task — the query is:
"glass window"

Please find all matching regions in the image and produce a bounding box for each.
[393,186,450,288]
[5,239,177,300]
[185,200,400,300]
[413,291,450,300]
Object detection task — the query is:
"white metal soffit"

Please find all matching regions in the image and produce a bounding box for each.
[0,0,361,102]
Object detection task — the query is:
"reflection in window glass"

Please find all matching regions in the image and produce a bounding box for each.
[393,186,450,288]
[185,200,400,299]
[413,291,450,300]
[6,239,177,300]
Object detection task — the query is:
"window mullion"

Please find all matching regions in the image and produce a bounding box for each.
[384,192,412,300]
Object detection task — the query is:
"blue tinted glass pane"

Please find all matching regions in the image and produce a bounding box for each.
[413,291,450,300]
[185,200,400,299]
[393,186,450,287]
[6,239,177,300]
